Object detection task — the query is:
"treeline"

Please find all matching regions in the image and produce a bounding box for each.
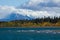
[0,17,60,27]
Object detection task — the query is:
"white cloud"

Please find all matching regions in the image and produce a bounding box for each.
[0,0,60,19]
[22,0,60,8]
[15,9,50,18]
[0,5,60,19]
[27,0,50,6]
[21,0,60,12]
[0,6,16,19]
[16,8,60,18]
[20,0,60,18]
[23,0,50,7]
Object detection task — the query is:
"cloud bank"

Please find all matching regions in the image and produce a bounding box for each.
[0,6,16,19]
[0,0,60,19]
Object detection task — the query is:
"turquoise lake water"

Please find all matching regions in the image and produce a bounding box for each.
[0,28,60,40]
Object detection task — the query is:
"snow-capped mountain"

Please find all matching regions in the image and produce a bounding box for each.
[0,13,33,21]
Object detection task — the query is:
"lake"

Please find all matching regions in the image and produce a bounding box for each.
[0,27,60,40]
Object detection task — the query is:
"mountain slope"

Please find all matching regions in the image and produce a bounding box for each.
[0,13,33,21]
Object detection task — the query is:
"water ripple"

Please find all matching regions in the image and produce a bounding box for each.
[6,30,60,34]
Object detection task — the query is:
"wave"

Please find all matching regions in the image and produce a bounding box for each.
[7,30,60,34]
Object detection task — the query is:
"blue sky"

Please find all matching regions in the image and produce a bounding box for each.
[0,0,28,7]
